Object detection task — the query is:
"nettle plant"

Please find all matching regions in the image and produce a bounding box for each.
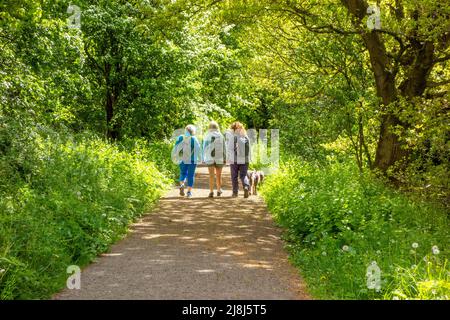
[260,159,449,299]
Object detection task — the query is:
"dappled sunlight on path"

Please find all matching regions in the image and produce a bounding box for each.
[55,166,309,299]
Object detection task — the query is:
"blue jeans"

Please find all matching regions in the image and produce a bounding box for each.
[179,163,197,187]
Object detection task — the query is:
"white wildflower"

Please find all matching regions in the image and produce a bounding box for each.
[366,261,381,291]
[412,243,419,249]
[322,251,327,256]
[342,245,349,252]
[432,245,440,255]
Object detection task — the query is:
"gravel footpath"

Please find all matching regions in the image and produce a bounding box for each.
[54,166,310,300]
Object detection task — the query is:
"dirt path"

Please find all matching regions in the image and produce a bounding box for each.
[54,166,309,300]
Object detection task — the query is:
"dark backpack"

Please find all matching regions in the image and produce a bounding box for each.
[234,135,250,162]
[211,135,226,162]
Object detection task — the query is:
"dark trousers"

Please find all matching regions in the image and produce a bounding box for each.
[230,163,249,194]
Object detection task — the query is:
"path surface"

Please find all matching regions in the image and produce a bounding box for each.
[55,166,309,299]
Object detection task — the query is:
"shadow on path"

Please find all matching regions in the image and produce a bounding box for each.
[54,166,309,299]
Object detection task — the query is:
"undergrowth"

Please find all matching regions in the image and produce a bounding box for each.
[0,122,171,299]
[261,158,449,300]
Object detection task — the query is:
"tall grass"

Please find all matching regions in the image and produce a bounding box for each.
[261,158,449,299]
[0,129,171,299]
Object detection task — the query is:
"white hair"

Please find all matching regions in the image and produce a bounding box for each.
[185,124,196,135]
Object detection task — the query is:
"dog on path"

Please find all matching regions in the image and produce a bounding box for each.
[247,170,264,195]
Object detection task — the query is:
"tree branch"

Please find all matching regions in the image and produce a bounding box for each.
[279,7,358,36]
[428,79,450,88]
[433,53,450,64]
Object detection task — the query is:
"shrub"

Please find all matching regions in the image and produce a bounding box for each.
[120,138,178,180]
[0,126,171,299]
[261,158,449,299]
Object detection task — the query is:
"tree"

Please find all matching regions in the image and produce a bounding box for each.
[211,0,449,174]
[340,0,450,172]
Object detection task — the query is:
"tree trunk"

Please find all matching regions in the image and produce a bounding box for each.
[104,62,119,140]
[105,88,118,140]
[374,114,408,171]
[341,0,437,174]
[360,25,406,172]
[341,0,407,172]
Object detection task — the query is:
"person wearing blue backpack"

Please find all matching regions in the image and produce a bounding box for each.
[172,125,202,198]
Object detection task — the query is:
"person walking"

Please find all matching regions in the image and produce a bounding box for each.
[226,121,251,198]
[172,124,202,198]
[203,121,226,198]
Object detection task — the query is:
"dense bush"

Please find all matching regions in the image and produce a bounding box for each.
[0,124,171,299]
[120,138,178,180]
[261,158,449,299]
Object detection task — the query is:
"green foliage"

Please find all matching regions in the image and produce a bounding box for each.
[0,123,170,299]
[0,0,259,141]
[261,159,449,299]
[119,138,178,180]
[217,0,450,203]
[384,255,449,300]
[1,0,449,301]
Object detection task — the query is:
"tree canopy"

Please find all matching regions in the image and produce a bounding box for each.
[1,0,449,197]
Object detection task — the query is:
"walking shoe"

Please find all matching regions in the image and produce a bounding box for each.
[186,191,193,198]
[208,192,214,198]
[217,190,222,197]
[232,192,238,197]
[179,184,185,196]
[244,186,249,198]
